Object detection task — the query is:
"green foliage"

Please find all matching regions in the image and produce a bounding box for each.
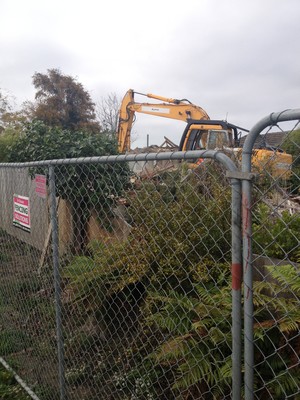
[63,238,148,327]
[0,365,31,399]
[63,165,232,310]
[282,129,300,193]
[0,89,14,132]
[0,331,30,355]
[146,284,233,398]
[61,165,299,398]
[62,165,234,398]
[0,89,23,162]
[282,129,300,164]
[0,129,20,162]
[127,166,232,290]
[8,119,115,162]
[8,120,130,251]
[144,264,300,399]
[265,263,300,296]
[252,264,300,397]
[8,120,128,203]
[253,203,300,261]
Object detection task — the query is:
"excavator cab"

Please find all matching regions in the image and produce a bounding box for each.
[206,130,233,149]
[179,120,247,151]
[117,89,292,178]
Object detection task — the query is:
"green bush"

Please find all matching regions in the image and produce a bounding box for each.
[63,164,232,312]
[282,129,300,193]
[62,165,233,397]
[8,120,130,252]
[0,128,20,162]
[62,165,300,398]
[253,203,300,261]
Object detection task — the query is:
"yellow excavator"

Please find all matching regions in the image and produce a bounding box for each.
[117,89,292,177]
[117,89,243,153]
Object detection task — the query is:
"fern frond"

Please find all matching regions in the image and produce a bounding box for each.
[150,312,191,334]
[264,368,300,398]
[208,326,231,346]
[211,358,232,398]
[278,314,300,333]
[266,264,300,296]
[153,334,192,362]
[173,353,214,389]
[148,290,198,311]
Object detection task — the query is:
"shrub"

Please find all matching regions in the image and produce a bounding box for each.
[253,203,300,261]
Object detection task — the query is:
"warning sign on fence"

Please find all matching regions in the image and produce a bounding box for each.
[35,174,47,198]
[13,194,31,232]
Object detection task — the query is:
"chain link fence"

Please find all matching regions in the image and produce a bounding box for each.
[0,111,300,400]
[242,111,300,400]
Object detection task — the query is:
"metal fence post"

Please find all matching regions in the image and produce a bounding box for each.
[0,151,247,399]
[226,169,245,400]
[242,108,300,400]
[49,165,66,400]
[242,177,254,400]
[231,177,242,400]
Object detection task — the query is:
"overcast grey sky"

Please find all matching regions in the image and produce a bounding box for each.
[1,0,299,147]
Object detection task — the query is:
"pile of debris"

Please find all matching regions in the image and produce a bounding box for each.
[129,136,179,178]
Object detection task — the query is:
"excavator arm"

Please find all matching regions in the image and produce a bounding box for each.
[117,89,210,153]
[117,89,292,178]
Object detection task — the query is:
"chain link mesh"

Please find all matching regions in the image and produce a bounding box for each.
[0,166,60,399]
[0,157,234,399]
[0,123,299,400]
[250,123,300,399]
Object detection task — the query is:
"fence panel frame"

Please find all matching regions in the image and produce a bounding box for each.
[1,112,300,398]
[0,150,242,399]
[241,108,300,400]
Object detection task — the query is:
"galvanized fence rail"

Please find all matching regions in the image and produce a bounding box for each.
[0,110,299,400]
[242,109,300,400]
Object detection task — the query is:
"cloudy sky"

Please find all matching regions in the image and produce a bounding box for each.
[1,0,299,147]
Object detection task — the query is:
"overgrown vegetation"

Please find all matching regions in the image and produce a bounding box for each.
[253,203,300,261]
[282,129,300,193]
[1,88,299,397]
[0,234,60,400]
[1,156,299,398]
[8,120,130,252]
[60,165,300,399]
[0,365,31,400]
[31,68,100,133]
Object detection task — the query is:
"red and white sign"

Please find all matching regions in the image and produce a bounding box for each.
[35,174,47,198]
[13,195,31,232]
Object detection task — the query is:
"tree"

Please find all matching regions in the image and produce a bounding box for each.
[0,129,20,162]
[0,89,23,161]
[8,120,130,252]
[32,68,100,133]
[0,89,12,114]
[0,89,14,132]
[96,92,138,146]
[96,92,120,135]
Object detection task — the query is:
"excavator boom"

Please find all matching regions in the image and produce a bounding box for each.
[117,89,209,153]
[116,89,292,179]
